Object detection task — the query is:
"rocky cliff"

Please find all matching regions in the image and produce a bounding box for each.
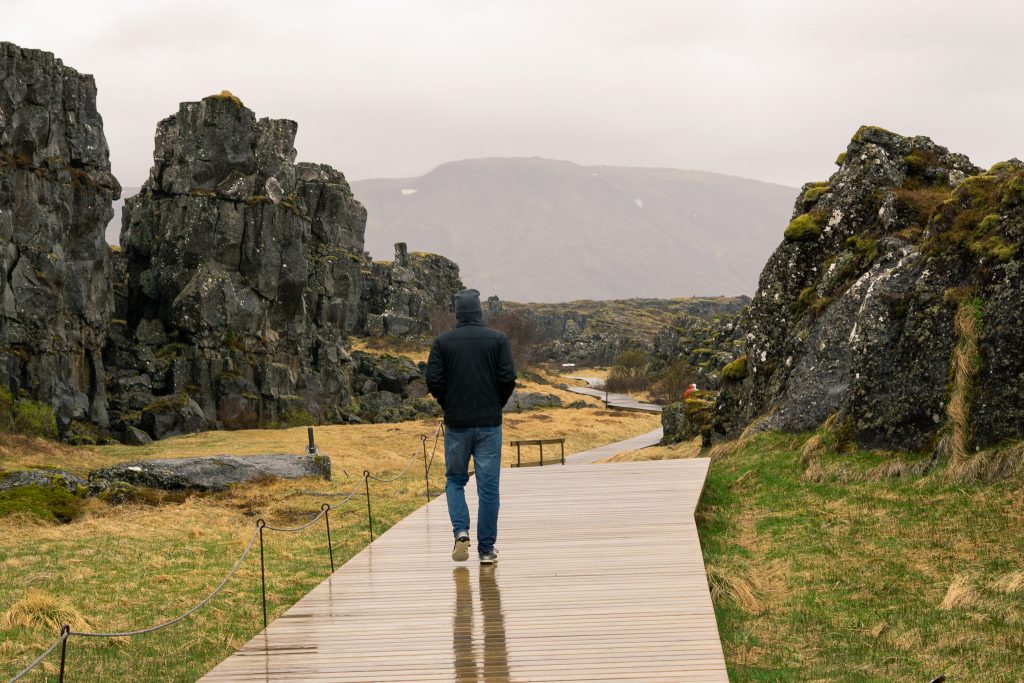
[1,42,467,441]
[715,126,1024,456]
[0,43,121,432]
[103,94,369,434]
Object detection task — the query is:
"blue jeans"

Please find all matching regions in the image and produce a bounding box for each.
[445,425,502,554]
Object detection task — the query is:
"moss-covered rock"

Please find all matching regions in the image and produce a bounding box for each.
[722,356,748,381]
[0,484,85,523]
[784,213,824,242]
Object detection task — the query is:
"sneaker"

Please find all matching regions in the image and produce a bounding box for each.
[479,549,498,565]
[452,531,470,562]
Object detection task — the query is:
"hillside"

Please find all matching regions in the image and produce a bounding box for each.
[353,158,797,302]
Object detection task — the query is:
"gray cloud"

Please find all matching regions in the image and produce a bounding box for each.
[5,0,1023,188]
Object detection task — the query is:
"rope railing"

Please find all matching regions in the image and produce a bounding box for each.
[7,629,68,683]
[6,420,446,683]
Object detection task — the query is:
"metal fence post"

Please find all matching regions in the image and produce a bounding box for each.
[421,436,431,501]
[322,503,335,573]
[363,470,374,542]
[257,519,268,628]
[58,624,69,683]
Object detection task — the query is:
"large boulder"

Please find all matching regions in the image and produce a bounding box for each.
[0,43,120,432]
[107,94,367,435]
[503,391,562,412]
[89,453,331,492]
[715,126,1024,453]
[140,395,209,440]
[0,468,86,493]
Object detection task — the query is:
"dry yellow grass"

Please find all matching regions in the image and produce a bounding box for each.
[941,301,980,470]
[940,574,978,610]
[602,437,701,463]
[799,433,827,465]
[2,590,92,631]
[347,338,429,364]
[706,560,788,616]
[990,571,1024,594]
[708,418,766,460]
[0,407,659,681]
[947,444,1024,484]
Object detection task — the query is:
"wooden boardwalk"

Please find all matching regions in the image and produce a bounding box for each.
[200,459,726,682]
[565,376,663,413]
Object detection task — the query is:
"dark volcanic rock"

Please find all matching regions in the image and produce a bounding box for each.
[503,391,562,412]
[714,125,1024,453]
[359,242,464,337]
[0,468,86,493]
[107,94,367,434]
[0,43,121,431]
[89,453,331,492]
[140,395,209,440]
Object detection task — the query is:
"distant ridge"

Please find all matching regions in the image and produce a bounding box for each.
[353,157,797,302]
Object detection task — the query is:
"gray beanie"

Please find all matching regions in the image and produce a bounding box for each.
[454,289,483,317]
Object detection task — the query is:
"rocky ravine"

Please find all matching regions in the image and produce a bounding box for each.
[713,126,1024,454]
[1,44,462,442]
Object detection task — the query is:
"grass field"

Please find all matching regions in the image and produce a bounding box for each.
[628,432,1024,681]
[0,407,659,682]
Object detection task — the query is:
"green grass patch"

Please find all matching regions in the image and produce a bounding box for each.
[0,485,85,523]
[698,432,1024,681]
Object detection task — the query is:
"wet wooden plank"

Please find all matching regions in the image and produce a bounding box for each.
[199,459,727,682]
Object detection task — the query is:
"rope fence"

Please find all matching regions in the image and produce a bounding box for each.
[5,420,446,683]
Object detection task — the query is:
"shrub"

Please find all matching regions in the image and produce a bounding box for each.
[486,310,543,372]
[722,356,748,381]
[0,387,58,439]
[784,213,823,242]
[649,358,700,405]
[280,408,316,428]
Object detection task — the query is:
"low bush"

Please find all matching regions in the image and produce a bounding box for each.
[0,387,58,439]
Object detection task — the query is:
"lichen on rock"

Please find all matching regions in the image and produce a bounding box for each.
[714,125,1024,456]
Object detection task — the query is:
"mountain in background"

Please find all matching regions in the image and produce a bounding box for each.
[353,158,797,302]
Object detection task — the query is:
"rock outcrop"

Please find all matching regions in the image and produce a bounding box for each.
[715,126,1024,454]
[359,242,463,337]
[106,94,368,435]
[495,296,749,366]
[1,44,467,442]
[0,468,86,493]
[503,390,562,412]
[89,453,331,492]
[0,43,120,432]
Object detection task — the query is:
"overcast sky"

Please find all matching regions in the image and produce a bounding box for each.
[6,0,1024,189]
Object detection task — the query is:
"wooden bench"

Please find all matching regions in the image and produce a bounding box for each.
[509,438,565,467]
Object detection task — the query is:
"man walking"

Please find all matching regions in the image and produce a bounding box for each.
[427,289,516,565]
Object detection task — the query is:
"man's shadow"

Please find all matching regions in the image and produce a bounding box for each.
[453,566,510,682]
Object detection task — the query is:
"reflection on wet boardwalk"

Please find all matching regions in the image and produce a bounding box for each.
[199,459,727,682]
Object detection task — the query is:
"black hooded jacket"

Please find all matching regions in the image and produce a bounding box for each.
[426,314,517,427]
